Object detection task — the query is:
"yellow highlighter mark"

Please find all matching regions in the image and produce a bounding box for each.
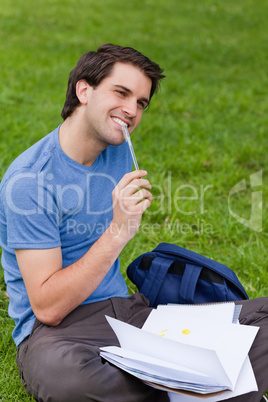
[182,329,191,335]
[156,329,168,337]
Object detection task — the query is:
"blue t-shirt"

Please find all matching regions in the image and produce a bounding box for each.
[0,125,133,346]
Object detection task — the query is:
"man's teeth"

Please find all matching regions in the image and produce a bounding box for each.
[112,117,127,127]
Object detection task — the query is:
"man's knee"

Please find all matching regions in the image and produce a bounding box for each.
[238,297,268,326]
[21,337,167,402]
[22,341,100,401]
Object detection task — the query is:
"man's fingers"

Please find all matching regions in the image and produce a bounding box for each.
[131,188,153,204]
[129,197,152,214]
[132,178,152,189]
[139,198,152,213]
[111,170,152,222]
[116,170,148,190]
[120,179,151,198]
[112,171,152,203]
[110,171,152,241]
[117,188,153,215]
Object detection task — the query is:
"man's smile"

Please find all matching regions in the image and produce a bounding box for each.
[111,116,130,128]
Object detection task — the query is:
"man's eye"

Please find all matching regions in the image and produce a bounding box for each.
[138,100,146,109]
[116,90,126,96]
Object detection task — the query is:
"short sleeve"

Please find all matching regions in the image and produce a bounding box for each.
[3,170,61,249]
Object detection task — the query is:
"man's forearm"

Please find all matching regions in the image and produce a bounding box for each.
[33,228,126,326]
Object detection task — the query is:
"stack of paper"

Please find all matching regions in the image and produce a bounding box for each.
[100,303,259,399]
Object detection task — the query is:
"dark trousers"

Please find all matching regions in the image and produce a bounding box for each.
[16,294,268,402]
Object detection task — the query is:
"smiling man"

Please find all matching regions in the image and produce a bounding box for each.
[1,44,268,402]
[0,44,168,401]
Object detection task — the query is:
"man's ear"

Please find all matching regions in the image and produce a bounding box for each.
[76,80,92,105]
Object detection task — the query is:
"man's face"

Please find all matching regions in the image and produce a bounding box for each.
[81,62,152,146]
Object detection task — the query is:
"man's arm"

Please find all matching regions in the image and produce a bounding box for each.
[15,170,152,326]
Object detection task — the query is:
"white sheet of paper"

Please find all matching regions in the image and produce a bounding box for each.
[105,316,230,388]
[104,313,258,392]
[156,303,236,324]
[100,345,208,377]
[100,354,225,393]
[142,309,259,389]
[100,345,218,391]
[168,356,257,401]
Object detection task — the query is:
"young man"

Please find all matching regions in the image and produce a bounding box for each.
[0,44,267,402]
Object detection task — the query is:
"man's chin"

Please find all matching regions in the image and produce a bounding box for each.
[101,136,125,148]
[112,138,126,147]
[107,132,126,147]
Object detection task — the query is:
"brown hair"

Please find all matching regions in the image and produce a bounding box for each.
[61,43,165,120]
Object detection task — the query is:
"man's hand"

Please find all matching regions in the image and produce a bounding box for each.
[109,170,152,242]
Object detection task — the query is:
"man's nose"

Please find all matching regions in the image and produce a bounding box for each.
[122,99,137,118]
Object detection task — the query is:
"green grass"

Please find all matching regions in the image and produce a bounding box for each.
[1,0,267,399]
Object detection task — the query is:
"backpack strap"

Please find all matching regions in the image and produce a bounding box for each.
[179,264,203,303]
[139,257,173,306]
[154,243,248,300]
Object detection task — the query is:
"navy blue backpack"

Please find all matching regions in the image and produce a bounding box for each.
[127,243,248,307]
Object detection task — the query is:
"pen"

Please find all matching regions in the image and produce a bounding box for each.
[122,124,139,170]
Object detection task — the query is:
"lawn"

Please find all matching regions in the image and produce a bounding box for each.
[0,0,267,400]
